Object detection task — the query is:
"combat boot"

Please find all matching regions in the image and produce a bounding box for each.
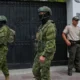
[5,76,9,80]
[68,69,72,76]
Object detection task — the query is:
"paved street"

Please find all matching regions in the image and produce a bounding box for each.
[0,66,80,80]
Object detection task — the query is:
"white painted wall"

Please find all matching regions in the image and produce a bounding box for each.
[67,0,73,25]
[73,0,80,26]
[67,0,80,26]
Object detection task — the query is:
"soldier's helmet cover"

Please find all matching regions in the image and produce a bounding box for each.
[0,15,7,22]
[38,6,52,15]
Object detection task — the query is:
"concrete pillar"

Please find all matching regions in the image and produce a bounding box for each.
[67,0,80,26]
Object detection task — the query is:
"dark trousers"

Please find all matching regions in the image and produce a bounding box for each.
[68,44,80,70]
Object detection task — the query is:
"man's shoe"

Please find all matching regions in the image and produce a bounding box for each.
[68,70,72,76]
[68,72,72,76]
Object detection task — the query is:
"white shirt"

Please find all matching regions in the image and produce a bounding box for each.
[63,24,80,41]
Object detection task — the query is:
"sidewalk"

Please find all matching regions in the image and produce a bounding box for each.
[0,66,80,80]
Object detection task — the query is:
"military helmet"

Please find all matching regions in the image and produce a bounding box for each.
[0,15,7,22]
[38,6,52,15]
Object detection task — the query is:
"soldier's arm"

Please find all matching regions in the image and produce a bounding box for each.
[0,26,10,44]
[41,24,56,57]
[8,28,16,43]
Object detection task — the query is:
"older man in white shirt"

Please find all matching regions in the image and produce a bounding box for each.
[62,16,80,76]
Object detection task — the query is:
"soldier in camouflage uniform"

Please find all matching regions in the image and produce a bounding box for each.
[0,15,15,80]
[32,6,56,80]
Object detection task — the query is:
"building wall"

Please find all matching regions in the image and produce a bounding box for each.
[73,0,80,26]
[67,0,73,25]
[67,0,80,26]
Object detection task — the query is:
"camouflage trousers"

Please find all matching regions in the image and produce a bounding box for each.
[0,51,9,77]
[32,54,52,80]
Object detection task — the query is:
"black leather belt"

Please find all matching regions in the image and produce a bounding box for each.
[69,40,80,44]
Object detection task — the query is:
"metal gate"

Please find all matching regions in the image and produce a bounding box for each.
[0,1,67,69]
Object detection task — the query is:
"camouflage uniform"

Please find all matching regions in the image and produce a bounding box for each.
[0,15,15,77]
[32,20,56,80]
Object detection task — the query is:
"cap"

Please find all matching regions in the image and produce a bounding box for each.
[72,16,79,21]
